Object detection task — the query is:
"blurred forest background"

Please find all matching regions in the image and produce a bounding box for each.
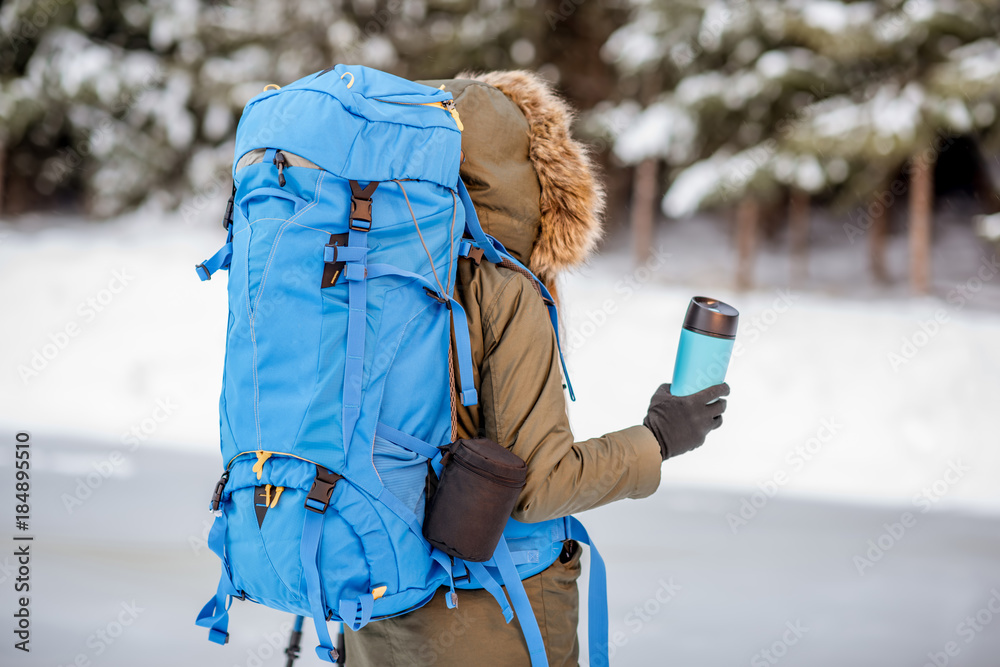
[4,0,1000,290]
[4,5,1000,665]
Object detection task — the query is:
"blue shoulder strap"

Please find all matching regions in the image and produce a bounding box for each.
[460,537,548,667]
[456,179,503,265]
[458,524,609,667]
[457,179,575,401]
[566,516,609,667]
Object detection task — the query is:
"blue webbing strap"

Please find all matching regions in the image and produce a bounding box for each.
[374,422,440,459]
[457,179,502,264]
[566,516,609,667]
[342,226,369,455]
[365,263,478,406]
[195,242,233,281]
[301,508,339,662]
[339,594,375,631]
[324,245,368,264]
[376,486,425,542]
[448,298,478,406]
[464,561,514,623]
[195,512,239,645]
[456,179,576,401]
[487,243,576,402]
[492,538,549,667]
[430,549,458,610]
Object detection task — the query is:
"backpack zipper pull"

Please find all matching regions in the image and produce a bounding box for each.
[273,150,287,187]
[441,99,464,131]
[252,451,272,480]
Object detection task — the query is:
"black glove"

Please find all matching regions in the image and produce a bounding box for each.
[643,383,729,461]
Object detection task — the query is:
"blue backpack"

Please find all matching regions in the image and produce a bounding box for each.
[195,64,608,666]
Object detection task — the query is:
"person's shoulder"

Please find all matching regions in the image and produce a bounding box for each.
[459,260,548,327]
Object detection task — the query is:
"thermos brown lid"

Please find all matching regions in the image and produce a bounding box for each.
[682,296,740,338]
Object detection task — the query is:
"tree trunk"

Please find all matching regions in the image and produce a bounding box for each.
[870,197,889,284]
[631,158,658,264]
[736,196,759,290]
[0,141,5,217]
[909,152,934,294]
[789,188,810,284]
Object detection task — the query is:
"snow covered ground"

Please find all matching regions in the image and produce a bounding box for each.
[1,205,998,666]
[2,204,997,509]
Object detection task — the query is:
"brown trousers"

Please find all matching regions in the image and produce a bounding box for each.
[344,543,582,666]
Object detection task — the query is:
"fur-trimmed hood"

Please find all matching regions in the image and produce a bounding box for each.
[422,71,604,291]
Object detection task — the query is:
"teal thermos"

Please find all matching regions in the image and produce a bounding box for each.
[671,296,739,396]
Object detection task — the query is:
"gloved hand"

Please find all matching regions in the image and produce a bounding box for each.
[643,383,730,461]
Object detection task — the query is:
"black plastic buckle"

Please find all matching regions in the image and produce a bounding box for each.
[210,470,230,512]
[453,564,471,585]
[196,262,211,281]
[222,186,235,230]
[423,287,452,310]
[350,197,373,223]
[465,246,485,266]
[348,180,378,231]
[304,465,343,513]
[349,219,372,232]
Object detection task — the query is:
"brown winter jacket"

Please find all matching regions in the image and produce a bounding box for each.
[345,73,663,666]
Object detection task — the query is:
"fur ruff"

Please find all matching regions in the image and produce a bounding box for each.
[458,70,605,287]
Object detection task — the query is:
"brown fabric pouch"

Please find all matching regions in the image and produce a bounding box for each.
[423,438,526,562]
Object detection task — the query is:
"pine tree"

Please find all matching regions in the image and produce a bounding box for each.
[0,0,566,217]
[594,0,1000,218]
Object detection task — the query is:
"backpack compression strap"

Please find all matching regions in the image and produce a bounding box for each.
[195,509,240,645]
[195,188,236,281]
[456,179,576,401]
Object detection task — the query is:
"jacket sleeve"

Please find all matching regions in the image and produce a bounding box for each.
[476,270,663,523]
